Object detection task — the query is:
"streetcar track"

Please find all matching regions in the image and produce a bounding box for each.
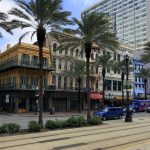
[1,121,150,144]
[0,125,150,149]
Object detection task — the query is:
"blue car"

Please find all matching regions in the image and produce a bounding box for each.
[94,107,124,120]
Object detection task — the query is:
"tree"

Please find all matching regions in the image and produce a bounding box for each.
[9,0,72,125]
[141,42,150,63]
[0,12,12,38]
[138,68,150,100]
[95,54,112,106]
[64,60,86,112]
[52,12,119,119]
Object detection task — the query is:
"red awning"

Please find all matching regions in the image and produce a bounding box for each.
[90,92,103,100]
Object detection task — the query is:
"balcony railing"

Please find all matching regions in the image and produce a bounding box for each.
[0,59,54,72]
[0,83,56,91]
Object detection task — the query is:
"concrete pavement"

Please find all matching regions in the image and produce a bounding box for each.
[0,116,150,150]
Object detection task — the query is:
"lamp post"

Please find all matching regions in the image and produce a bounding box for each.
[125,51,132,122]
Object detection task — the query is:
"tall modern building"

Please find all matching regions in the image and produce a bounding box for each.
[82,0,149,51]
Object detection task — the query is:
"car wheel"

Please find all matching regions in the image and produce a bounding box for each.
[102,116,107,121]
[118,115,122,119]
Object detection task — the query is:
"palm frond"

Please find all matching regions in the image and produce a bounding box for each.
[19,31,30,44]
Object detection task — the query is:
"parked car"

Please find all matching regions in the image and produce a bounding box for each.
[146,106,150,113]
[94,107,124,120]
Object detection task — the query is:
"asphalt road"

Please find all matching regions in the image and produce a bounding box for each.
[0,112,149,129]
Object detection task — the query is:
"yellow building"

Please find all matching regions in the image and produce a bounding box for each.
[0,43,53,112]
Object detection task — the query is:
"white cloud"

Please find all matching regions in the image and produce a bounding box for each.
[71,0,100,8]
[0,0,36,52]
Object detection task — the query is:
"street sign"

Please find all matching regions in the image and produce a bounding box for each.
[6,94,9,103]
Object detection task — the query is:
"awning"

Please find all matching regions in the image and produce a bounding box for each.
[90,92,103,100]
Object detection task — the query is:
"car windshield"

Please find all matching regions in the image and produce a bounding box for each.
[101,108,108,112]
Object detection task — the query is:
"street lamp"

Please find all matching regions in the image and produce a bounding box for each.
[125,51,132,122]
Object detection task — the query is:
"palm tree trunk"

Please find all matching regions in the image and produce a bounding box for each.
[38,46,43,125]
[144,78,147,100]
[37,27,46,126]
[85,42,92,120]
[102,68,106,107]
[78,77,81,113]
[121,72,124,106]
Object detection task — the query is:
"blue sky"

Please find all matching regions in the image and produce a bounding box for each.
[0,0,100,51]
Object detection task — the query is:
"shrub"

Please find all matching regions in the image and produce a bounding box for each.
[28,121,42,132]
[7,123,20,133]
[45,120,66,129]
[0,124,7,134]
[88,116,102,125]
[66,116,86,127]
[0,123,20,134]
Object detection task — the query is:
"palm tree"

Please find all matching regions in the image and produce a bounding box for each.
[52,12,119,119]
[64,60,86,112]
[138,68,150,100]
[141,42,150,63]
[95,54,112,106]
[0,12,12,38]
[9,0,72,125]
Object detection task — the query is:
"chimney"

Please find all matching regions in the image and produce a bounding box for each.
[7,44,11,49]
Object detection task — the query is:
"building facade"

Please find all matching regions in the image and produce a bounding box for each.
[46,31,134,109]
[0,43,54,113]
[132,59,145,99]
[82,0,149,51]
[46,32,101,111]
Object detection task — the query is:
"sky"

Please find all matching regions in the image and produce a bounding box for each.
[0,0,100,52]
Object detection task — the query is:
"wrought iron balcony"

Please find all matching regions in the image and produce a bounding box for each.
[0,59,55,72]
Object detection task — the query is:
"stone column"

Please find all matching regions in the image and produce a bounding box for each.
[111,80,113,92]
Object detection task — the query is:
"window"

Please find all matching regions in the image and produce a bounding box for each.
[70,50,73,56]
[43,58,48,68]
[21,54,29,65]
[44,78,48,88]
[20,76,28,89]
[114,53,117,61]
[117,54,120,62]
[70,78,73,89]
[53,43,57,52]
[64,77,67,89]
[76,49,79,57]
[52,75,55,85]
[64,61,67,70]
[58,60,62,69]
[32,55,38,66]
[113,80,117,91]
[118,81,121,91]
[65,49,68,55]
[58,76,61,89]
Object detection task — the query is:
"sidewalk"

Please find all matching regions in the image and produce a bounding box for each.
[16,111,88,117]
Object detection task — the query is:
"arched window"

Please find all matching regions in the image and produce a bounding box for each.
[76,49,79,57]
[53,43,57,52]
[91,53,94,60]
[58,76,61,89]
[52,75,55,85]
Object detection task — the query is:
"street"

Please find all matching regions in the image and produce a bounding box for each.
[0,112,150,150]
[0,112,149,129]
